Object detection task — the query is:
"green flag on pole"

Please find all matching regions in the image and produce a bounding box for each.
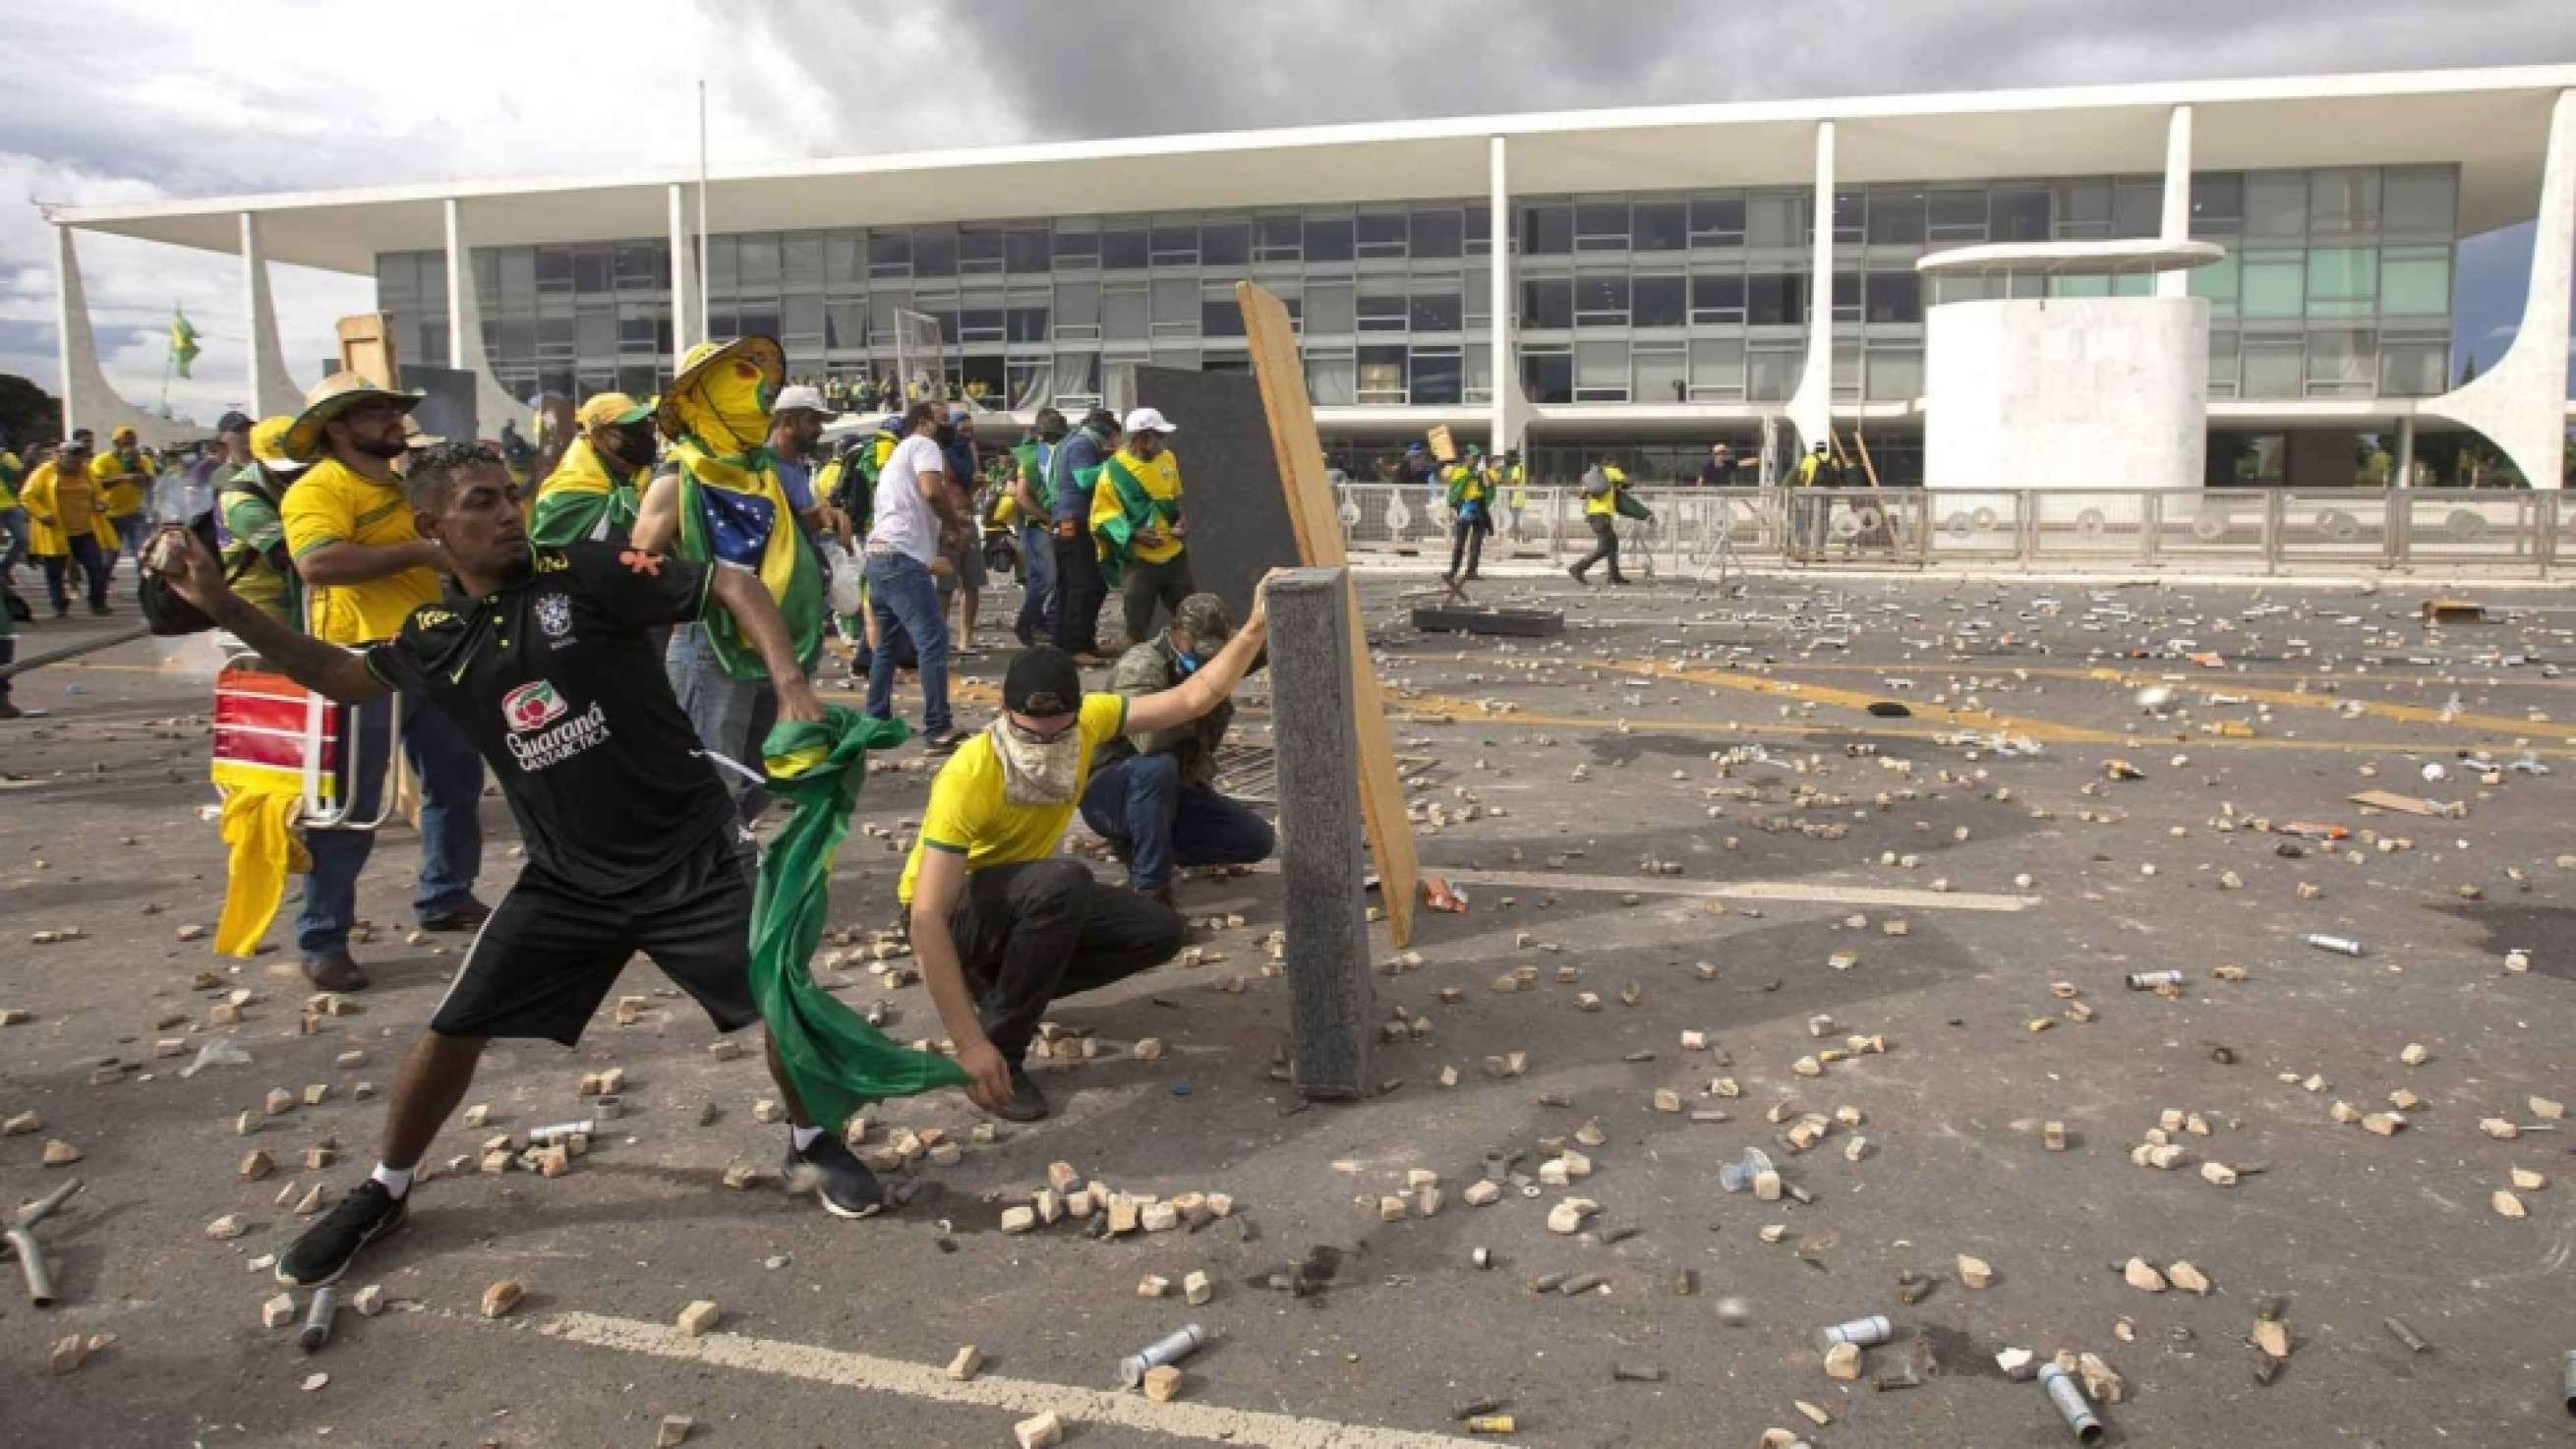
[169,308,202,379]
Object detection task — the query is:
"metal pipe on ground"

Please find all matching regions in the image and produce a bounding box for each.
[0,626,152,680]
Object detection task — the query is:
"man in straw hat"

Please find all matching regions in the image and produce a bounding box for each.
[279,372,490,993]
[149,439,905,1290]
[632,336,824,840]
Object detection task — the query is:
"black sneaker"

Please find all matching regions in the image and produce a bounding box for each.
[992,1063,1050,1123]
[921,726,970,752]
[419,899,492,933]
[786,1133,887,1219]
[277,1180,407,1287]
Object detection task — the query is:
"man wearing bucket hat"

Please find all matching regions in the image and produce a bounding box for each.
[630,337,823,835]
[280,372,491,992]
[21,438,117,616]
[1087,407,1193,648]
[530,392,658,548]
[214,416,314,628]
[1081,592,1275,908]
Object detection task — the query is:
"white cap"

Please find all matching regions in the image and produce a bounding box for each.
[1121,407,1178,436]
[774,384,831,416]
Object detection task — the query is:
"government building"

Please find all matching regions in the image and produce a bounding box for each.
[47,65,2576,490]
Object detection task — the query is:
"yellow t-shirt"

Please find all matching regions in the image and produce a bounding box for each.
[282,457,439,645]
[898,693,1131,905]
[90,450,148,517]
[1124,449,1184,565]
[0,450,22,509]
[1584,464,1627,517]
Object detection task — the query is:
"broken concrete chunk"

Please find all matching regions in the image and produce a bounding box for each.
[2399,1042,2430,1067]
[1137,1275,1171,1299]
[1000,1206,1037,1235]
[1822,1341,1862,1380]
[2253,1317,2291,1359]
[40,1138,82,1166]
[1463,1180,1501,1207]
[676,1300,721,1337]
[352,1285,386,1317]
[2509,1168,2547,1190]
[1013,1412,1065,1449]
[1957,1254,1994,1289]
[2479,1118,2520,1140]
[2124,1257,2168,1293]
[656,1415,694,1449]
[1997,1346,2037,1380]
[262,1293,297,1329]
[947,1345,982,1381]
[480,1279,525,1318]
[206,1213,248,1241]
[1184,1270,1213,1305]
[1,1111,38,1136]
[2078,1352,2127,1403]
[1142,1363,1185,1403]
[2200,1162,2239,1188]
[2490,1189,2528,1219]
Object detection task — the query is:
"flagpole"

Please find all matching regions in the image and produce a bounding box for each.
[159,301,174,418]
[696,79,711,346]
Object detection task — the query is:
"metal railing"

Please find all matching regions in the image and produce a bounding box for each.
[1333,485,2563,577]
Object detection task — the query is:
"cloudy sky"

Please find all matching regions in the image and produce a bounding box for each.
[4,0,2572,427]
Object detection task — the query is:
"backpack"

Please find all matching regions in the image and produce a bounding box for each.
[1580,465,1612,498]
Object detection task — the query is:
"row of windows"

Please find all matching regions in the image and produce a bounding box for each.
[373,166,2461,320]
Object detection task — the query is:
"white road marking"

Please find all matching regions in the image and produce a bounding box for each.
[1432,867,2033,912]
[536,1311,1493,1448]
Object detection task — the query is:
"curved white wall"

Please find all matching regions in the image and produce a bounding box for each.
[1924,296,2208,491]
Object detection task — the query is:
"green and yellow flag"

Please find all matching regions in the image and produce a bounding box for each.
[669,439,821,681]
[169,308,202,378]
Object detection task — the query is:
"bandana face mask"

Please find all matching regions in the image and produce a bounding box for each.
[989,718,1083,804]
[680,358,775,457]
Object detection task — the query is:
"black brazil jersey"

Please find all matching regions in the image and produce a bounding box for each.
[365,544,734,897]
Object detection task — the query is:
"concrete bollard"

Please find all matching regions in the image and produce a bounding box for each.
[1265,567,1376,1102]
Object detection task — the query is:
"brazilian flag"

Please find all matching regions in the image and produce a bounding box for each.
[671,443,822,681]
[753,708,968,1129]
[169,308,202,379]
[1086,453,1173,587]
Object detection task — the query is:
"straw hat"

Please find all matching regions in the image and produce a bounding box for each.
[282,371,425,462]
[657,335,785,440]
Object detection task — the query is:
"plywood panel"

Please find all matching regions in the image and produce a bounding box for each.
[1128,366,1300,627]
[1238,281,1419,947]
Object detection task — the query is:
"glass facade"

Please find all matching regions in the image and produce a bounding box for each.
[374,164,2459,415]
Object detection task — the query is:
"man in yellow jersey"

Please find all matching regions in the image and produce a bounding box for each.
[91,425,154,564]
[0,429,28,590]
[1568,457,1632,585]
[23,439,118,615]
[281,373,488,992]
[900,590,1272,1122]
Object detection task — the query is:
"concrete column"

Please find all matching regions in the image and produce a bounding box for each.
[51,224,191,448]
[2395,413,2416,488]
[1265,565,1376,1103]
[668,182,693,359]
[1785,120,1836,454]
[2156,105,2195,299]
[441,199,531,435]
[1488,135,1511,454]
[2427,87,2575,490]
[241,212,303,417]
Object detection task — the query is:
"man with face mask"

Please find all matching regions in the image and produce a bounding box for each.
[279,374,491,991]
[530,392,658,547]
[632,338,825,836]
[901,598,1274,1122]
[1080,593,1275,908]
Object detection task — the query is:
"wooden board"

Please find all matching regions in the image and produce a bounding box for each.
[1238,280,1420,947]
[1426,424,1457,463]
[335,314,398,389]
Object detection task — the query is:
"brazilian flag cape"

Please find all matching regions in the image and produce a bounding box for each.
[1086,452,1176,587]
[669,438,822,680]
[527,437,641,547]
[754,709,970,1128]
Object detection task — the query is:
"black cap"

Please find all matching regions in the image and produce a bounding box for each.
[1003,645,1083,717]
[216,410,254,435]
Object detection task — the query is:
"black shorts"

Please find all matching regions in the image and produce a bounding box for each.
[429,836,760,1046]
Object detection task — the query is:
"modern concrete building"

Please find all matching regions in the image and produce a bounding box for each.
[43,64,2576,488]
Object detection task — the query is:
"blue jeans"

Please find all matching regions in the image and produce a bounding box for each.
[112,511,151,560]
[863,550,951,735]
[1013,521,1057,642]
[299,692,486,957]
[665,620,778,827]
[0,505,27,581]
[1079,753,1276,890]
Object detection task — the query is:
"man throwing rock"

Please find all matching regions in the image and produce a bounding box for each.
[152,441,903,1291]
[1080,593,1275,908]
[903,597,1272,1124]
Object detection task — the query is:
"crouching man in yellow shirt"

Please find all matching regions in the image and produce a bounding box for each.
[899,576,1275,1123]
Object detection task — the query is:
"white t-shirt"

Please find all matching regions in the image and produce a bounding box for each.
[867,434,946,565]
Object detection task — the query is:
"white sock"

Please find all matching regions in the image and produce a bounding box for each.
[370,1163,414,1198]
[790,1126,824,1152]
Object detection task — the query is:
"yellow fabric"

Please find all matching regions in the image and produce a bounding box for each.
[249,417,303,469]
[0,450,21,509]
[670,349,774,456]
[536,435,631,510]
[1791,454,1823,487]
[214,789,309,959]
[898,693,1129,905]
[1086,447,1184,564]
[20,462,118,555]
[90,449,149,517]
[1584,464,1627,518]
[281,457,439,645]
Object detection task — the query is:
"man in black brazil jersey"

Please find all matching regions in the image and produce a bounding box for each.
[153,440,928,1290]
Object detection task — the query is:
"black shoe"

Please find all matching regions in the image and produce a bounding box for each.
[786,1133,886,1219]
[419,900,491,933]
[1566,565,1588,584]
[299,951,369,992]
[277,1180,407,1287]
[1137,882,1177,911]
[0,701,20,721]
[993,1064,1050,1123]
[922,726,970,752]
[1607,574,1633,586]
